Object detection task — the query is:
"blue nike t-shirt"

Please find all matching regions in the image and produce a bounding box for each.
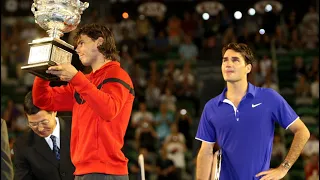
[195,83,298,180]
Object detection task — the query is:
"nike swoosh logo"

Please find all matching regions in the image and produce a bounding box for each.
[252,103,262,108]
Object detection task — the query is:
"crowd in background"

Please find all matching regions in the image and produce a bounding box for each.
[1,3,319,180]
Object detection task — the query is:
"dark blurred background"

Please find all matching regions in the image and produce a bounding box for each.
[1,0,319,179]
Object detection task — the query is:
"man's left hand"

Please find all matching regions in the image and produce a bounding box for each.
[46,64,78,82]
[255,166,288,180]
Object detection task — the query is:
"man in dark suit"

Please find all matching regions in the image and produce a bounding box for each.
[13,91,75,180]
[1,118,14,180]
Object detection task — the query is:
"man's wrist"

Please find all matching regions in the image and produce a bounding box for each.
[280,160,291,171]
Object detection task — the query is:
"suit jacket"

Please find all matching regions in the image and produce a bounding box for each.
[13,117,75,180]
[1,119,14,180]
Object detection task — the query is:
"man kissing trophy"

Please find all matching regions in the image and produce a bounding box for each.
[21,0,89,81]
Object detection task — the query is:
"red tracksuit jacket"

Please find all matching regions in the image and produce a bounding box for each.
[32,61,134,175]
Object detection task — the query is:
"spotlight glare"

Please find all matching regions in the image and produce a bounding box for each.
[259,28,265,35]
[202,13,210,20]
[234,11,242,20]
[122,12,129,19]
[248,8,256,16]
[265,4,272,12]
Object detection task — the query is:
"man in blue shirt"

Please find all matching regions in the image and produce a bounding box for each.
[195,43,310,180]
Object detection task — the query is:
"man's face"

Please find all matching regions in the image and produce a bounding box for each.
[75,35,102,66]
[27,110,57,138]
[221,49,251,83]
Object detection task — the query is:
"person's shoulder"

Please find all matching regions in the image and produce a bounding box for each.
[256,87,282,98]
[14,130,34,148]
[1,119,6,130]
[255,87,287,105]
[205,95,221,108]
[106,63,132,81]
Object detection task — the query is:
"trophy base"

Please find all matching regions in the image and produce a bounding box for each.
[22,37,74,81]
[21,61,60,81]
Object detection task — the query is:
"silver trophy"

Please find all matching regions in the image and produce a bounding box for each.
[21,0,89,81]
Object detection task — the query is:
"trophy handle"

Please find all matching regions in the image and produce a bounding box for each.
[79,2,89,13]
[31,3,36,15]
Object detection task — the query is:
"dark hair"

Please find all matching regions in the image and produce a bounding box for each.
[222,43,255,65]
[24,91,42,115]
[74,23,119,61]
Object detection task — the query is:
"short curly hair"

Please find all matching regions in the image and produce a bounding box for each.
[74,23,119,61]
[24,91,52,115]
[222,43,255,65]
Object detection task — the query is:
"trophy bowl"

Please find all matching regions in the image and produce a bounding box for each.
[21,0,89,81]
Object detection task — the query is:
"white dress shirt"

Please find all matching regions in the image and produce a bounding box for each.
[44,117,60,150]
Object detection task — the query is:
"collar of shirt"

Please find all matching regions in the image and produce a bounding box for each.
[90,61,120,77]
[44,117,60,150]
[217,82,256,106]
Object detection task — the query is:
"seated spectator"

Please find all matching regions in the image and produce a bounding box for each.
[119,17,137,39]
[176,76,196,97]
[106,15,123,44]
[176,68,200,115]
[295,75,311,97]
[301,21,319,49]
[136,15,151,39]
[175,109,192,149]
[135,119,158,152]
[154,103,175,141]
[285,10,298,35]
[12,113,29,134]
[259,55,272,78]
[310,75,319,99]
[147,60,161,81]
[120,51,134,74]
[161,60,181,90]
[161,76,177,98]
[156,147,178,180]
[248,61,264,87]
[151,31,170,54]
[273,25,288,51]
[304,153,319,180]
[177,61,195,86]
[302,133,319,159]
[118,28,138,56]
[2,99,21,132]
[160,88,177,113]
[301,6,319,49]
[262,73,279,93]
[1,56,8,83]
[131,102,154,128]
[302,6,319,29]
[307,56,319,81]
[288,28,303,50]
[145,79,161,110]
[163,123,187,180]
[179,35,198,61]
[167,15,182,47]
[162,60,180,77]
